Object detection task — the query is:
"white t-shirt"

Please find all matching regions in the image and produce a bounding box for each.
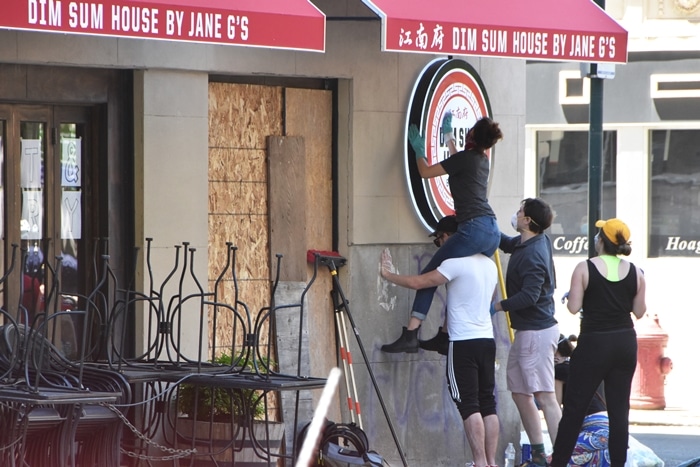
[437,254,498,341]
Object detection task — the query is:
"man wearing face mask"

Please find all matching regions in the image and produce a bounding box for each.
[492,197,560,467]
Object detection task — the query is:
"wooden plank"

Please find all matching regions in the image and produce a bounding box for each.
[209,148,267,183]
[209,180,267,216]
[209,83,283,149]
[267,136,307,282]
[284,88,333,254]
[208,82,282,364]
[283,89,337,421]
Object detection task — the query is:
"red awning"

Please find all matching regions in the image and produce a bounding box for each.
[362,0,627,63]
[2,0,325,52]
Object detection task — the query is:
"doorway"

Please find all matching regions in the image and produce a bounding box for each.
[0,103,104,356]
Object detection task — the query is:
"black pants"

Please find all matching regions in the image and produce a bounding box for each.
[551,328,637,467]
[446,338,497,419]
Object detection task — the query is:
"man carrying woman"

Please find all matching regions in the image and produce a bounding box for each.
[381,113,503,353]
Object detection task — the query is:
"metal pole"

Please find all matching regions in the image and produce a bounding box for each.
[588,75,604,258]
[588,0,606,258]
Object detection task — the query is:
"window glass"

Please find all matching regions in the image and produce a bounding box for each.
[20,122,45,241]
[20,122,46,325]
[649,129,700,257]
[536,130,617,255]
[59,123,83,306]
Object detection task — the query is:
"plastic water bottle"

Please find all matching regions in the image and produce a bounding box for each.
[504,442,516,467]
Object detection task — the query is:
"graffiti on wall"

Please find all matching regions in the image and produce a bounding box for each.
[369,247,514,459]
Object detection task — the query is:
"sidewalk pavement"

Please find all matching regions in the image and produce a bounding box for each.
[629,406,700,427]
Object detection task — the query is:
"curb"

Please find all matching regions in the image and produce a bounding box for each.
[629,409,700,428]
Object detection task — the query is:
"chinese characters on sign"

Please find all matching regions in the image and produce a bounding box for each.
[399,23,444,50]
[392,21,620,62]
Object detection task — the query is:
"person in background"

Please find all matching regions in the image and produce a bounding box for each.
[492,197,560,467]
[553,334,610,467]
[554,334,604,410]
[380,216,500,467]
[381,114,503,353]
[551,218,646,467]
[21,246,45,324]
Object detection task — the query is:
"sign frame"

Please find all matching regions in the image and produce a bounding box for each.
[404,58,492,232]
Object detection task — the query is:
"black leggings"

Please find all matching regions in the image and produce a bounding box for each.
[551,328,637,467]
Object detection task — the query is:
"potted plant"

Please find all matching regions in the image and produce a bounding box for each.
[175,353,284,466]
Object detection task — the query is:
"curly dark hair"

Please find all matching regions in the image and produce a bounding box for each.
[471,117,503,150]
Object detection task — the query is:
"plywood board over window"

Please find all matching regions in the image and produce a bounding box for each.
[207,83,334,424]
[209,83,282,357]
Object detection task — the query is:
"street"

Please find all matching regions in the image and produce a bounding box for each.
[629,425,700,467]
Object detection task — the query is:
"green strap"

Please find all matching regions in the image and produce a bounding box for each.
[599,254,621,281]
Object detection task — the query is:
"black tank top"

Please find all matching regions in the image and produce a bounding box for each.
[580,259,638,334]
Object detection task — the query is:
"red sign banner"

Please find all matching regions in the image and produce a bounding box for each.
[1,0,326,52]
[363,0,628,64]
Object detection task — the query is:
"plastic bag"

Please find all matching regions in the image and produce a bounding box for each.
[625,435,664,467]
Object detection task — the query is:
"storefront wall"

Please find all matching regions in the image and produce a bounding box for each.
[0,12,528,466]
[527,59,700,413]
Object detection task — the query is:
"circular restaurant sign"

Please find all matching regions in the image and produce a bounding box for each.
[405,58,492,232]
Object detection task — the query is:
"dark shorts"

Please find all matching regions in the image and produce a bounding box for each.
[446,338,497,420]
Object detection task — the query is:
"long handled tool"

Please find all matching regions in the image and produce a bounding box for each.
[307,250,409,467]
[486,131,515,344]
[493,249,515,343]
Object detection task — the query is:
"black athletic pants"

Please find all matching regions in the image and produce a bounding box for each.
[551,328,637,467]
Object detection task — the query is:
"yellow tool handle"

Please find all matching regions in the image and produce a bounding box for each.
[494,249,514,343]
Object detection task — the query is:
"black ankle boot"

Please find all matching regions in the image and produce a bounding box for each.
[419,327,449,355]
[381,326,419,353]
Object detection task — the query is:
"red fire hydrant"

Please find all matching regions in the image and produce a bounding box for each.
[630,314,673,410]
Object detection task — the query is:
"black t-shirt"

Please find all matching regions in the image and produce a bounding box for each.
[440,149,495,223]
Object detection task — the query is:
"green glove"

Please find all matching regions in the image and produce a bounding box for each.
[441,112,453,134]
[408,124,426,160]
[442,112,455,143]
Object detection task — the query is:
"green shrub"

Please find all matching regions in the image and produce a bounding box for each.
[177,352,275,422]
